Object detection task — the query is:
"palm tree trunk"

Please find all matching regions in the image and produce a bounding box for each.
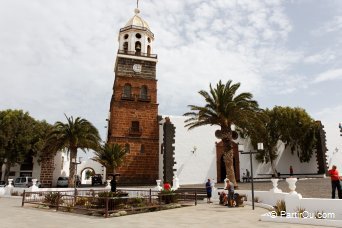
[69,148,77,187]
[222,136,237,187]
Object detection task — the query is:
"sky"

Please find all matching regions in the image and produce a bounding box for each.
[0,0,341,164]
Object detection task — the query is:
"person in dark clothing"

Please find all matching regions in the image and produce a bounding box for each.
[110,176,117,192]
[290,166,294,176]
[205,179,212,203]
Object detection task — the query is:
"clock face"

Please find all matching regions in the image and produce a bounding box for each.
[133,64,142,73]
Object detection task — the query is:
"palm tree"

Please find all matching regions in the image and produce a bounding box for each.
[45,115,101,187]
[184,80,262,186]
[91,143,128,178]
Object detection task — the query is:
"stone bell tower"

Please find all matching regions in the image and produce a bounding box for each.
[107,7,159,184]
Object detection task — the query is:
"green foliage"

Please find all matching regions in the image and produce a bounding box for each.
[160,190,178,204]
[274,200,286,216]
[91,143,128,175]
[85,169,94,180]
[44,115,101,187]
[249,106,318,173]
[128,197,146,207]
[43,192,63,207]
[0,109,52,180]
[184,80,262,185]
[75,197,92,208]
[296,207,306,218]
[97,191,128,198]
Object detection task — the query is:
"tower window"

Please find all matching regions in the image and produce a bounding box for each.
[135,41,141,55]
[125,143,130,153]
[122,83,132,99]
[140,85,148,100]
[147,45,151,56]
[135,33,141,39]
[124,34,129,39]
[123,42,128,53]
[131,121,140,132]
[147,37,151,43]
[140,144,145,153]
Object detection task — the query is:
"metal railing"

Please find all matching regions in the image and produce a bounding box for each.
[21,189,199,218]
[118,50,157,58]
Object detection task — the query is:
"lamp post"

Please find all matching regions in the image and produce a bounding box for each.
[71,157,82,188]
[238,142,264,210]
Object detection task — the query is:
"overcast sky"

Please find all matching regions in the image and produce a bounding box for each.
[1,0,341,163]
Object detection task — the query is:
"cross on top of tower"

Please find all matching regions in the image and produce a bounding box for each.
[137,0,139,9]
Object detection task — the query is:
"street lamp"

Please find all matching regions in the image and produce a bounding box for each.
[238,142,264,210]
[71,157,82,188]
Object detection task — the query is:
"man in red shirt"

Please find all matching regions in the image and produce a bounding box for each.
[328,165,342,199]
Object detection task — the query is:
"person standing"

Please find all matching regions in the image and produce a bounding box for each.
[290,166,294,177]
[328,165,342,199]
[225,179,235,207]
[110,175,117,192]
[205,179,212,203]
[246,169,250,182]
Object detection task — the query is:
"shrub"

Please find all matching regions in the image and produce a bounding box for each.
[128,197,146,207]
[43,192,63,207]
[160,190,178,204]
[296,207,306,218]
[11,191,20,196]
[75,197,92,208]
[315,211,326,219]
[274,200,286,216]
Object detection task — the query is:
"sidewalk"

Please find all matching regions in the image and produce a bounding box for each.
[0,197,313,228]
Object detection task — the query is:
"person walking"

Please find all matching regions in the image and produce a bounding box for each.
[328,165,342,199]
[205,179,212,203]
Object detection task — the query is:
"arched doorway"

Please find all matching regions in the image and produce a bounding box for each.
[216,141,240,183]
[80,167,95,185]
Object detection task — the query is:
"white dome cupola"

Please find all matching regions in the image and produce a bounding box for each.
[118,8,155,57]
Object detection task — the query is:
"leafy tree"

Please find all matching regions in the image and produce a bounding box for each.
[249,106,318,176]
[92,143,128,177]
[184,80,262,186]
[45,115,101,187]
[0,109,37,181]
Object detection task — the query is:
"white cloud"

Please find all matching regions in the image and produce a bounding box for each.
[314,69,342,83]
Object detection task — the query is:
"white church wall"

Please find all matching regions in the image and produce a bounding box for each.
[166,116,219,185]
[239,139,318,179]
[52,152,69,186]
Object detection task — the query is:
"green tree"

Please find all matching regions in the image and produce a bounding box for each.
[45,115,101,187]
[249,106,318,176]
[92,143,128,177]
[184,80,262,186]
[0,109,37,181]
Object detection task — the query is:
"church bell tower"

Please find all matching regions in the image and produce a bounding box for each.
[107,6,159,184]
